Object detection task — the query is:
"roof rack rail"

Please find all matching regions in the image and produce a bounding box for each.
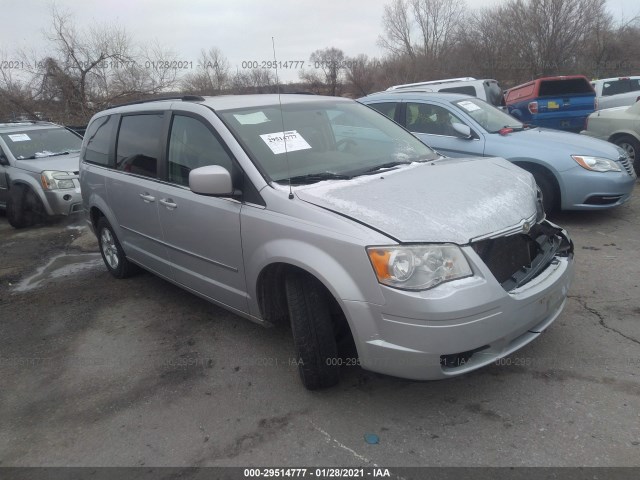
[107,95,206,109]
[387,77,476,90]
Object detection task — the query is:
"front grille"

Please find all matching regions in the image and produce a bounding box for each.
[471,222,573,291]
[619,156,635,176]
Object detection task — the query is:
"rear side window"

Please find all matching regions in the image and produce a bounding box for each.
[116,114,164,179]
[538,78,593,96]
[440,86,476,96]
[167,115,236,187]
[83,115,116,166]
[367,102,398,120]
[602,79,640,96]
[405,102,465,136]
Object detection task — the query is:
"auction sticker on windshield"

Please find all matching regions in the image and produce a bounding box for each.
[458,101,481,112]
[260,130,312,155]
[8,134,31,142]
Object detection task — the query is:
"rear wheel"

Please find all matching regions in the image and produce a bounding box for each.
[97,217,138,278]
[285,271,340,390]
[6,184,44,228]
[612,135,640,175]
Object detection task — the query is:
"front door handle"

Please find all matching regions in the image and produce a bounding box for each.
[139,193,155,203]
[159,198,177,209]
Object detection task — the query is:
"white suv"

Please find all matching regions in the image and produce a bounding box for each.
[592,76,640,110]
[386,77,505,108]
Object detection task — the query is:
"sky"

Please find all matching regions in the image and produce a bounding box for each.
[1,0,639,82]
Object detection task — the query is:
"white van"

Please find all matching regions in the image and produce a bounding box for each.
[386,77,505,108]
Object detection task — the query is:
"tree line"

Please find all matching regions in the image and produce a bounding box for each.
[1,0,638,125]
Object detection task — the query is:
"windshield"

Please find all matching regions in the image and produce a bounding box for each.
[218,100,438,184]
[0,127,82,160]
[453,98,523,133]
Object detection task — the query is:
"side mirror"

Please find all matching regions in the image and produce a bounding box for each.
[189,165,233,196]
[452,123,472,139]
[0,151,9,166]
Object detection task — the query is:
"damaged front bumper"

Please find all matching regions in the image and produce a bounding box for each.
[342,220,575,381]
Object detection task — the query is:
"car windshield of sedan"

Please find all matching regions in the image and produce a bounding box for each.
[453,98,524,134]
[0,128,82,160]
[218,101,439,184]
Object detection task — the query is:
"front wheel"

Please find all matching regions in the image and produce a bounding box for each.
[97,217,138,279]
[612,135,640,175]
[532,172,557,213]
[6,184,44,228]
[285,271,340,390]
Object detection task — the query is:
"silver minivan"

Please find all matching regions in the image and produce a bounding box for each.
[79,94,574,389]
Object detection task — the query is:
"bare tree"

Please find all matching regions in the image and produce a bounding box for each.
[301,47,346,96]
[378,0,465,80]
[182,47,230,95]
[45,5,132,117]
[379,0,416,59]
[0,5,180,123]
[344,55,380,96]
[410,0,464,60]
[501,0,608,78]
[230,68,276,94]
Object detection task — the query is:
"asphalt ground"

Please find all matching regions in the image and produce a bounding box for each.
[0,185,639,468]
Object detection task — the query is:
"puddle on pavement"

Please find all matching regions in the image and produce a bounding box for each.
[13,253,104,293]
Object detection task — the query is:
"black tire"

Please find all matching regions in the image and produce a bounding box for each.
[96,217,138,279]
[285,271,340,390]
[612,135,640,175]
[532,172,557,213]
[6,184,44,228]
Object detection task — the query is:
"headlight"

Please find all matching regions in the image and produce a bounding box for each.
[40,171,76,190]
[571,155,621,172]
[367,244,472,290]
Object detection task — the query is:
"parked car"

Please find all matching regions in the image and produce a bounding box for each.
[505,75,595,132]
[592,76,640,110]
[80,94,574,390]
[359,91,636,212]
[581,101,640,175]
[387,77,505,108]
[0,121,83,228]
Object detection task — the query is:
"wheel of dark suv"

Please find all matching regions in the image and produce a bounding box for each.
[613,135,640,175]
[532,172,557,213]
[97,217,138,279]
[285,271,340,390]
[6,184,44,228]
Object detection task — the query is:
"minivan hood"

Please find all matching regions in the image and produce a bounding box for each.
[15,154,80,174]
[295,157,537,244]
[502,127,622,158]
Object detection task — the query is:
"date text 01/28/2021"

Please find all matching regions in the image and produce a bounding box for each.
[243,468,392,477]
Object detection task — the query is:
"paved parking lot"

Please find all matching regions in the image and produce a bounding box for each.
[1,186,639,467]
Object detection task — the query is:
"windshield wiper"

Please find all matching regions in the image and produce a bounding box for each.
[352,161,412,177]
[22,151,72,159]
[282,172,352,185]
